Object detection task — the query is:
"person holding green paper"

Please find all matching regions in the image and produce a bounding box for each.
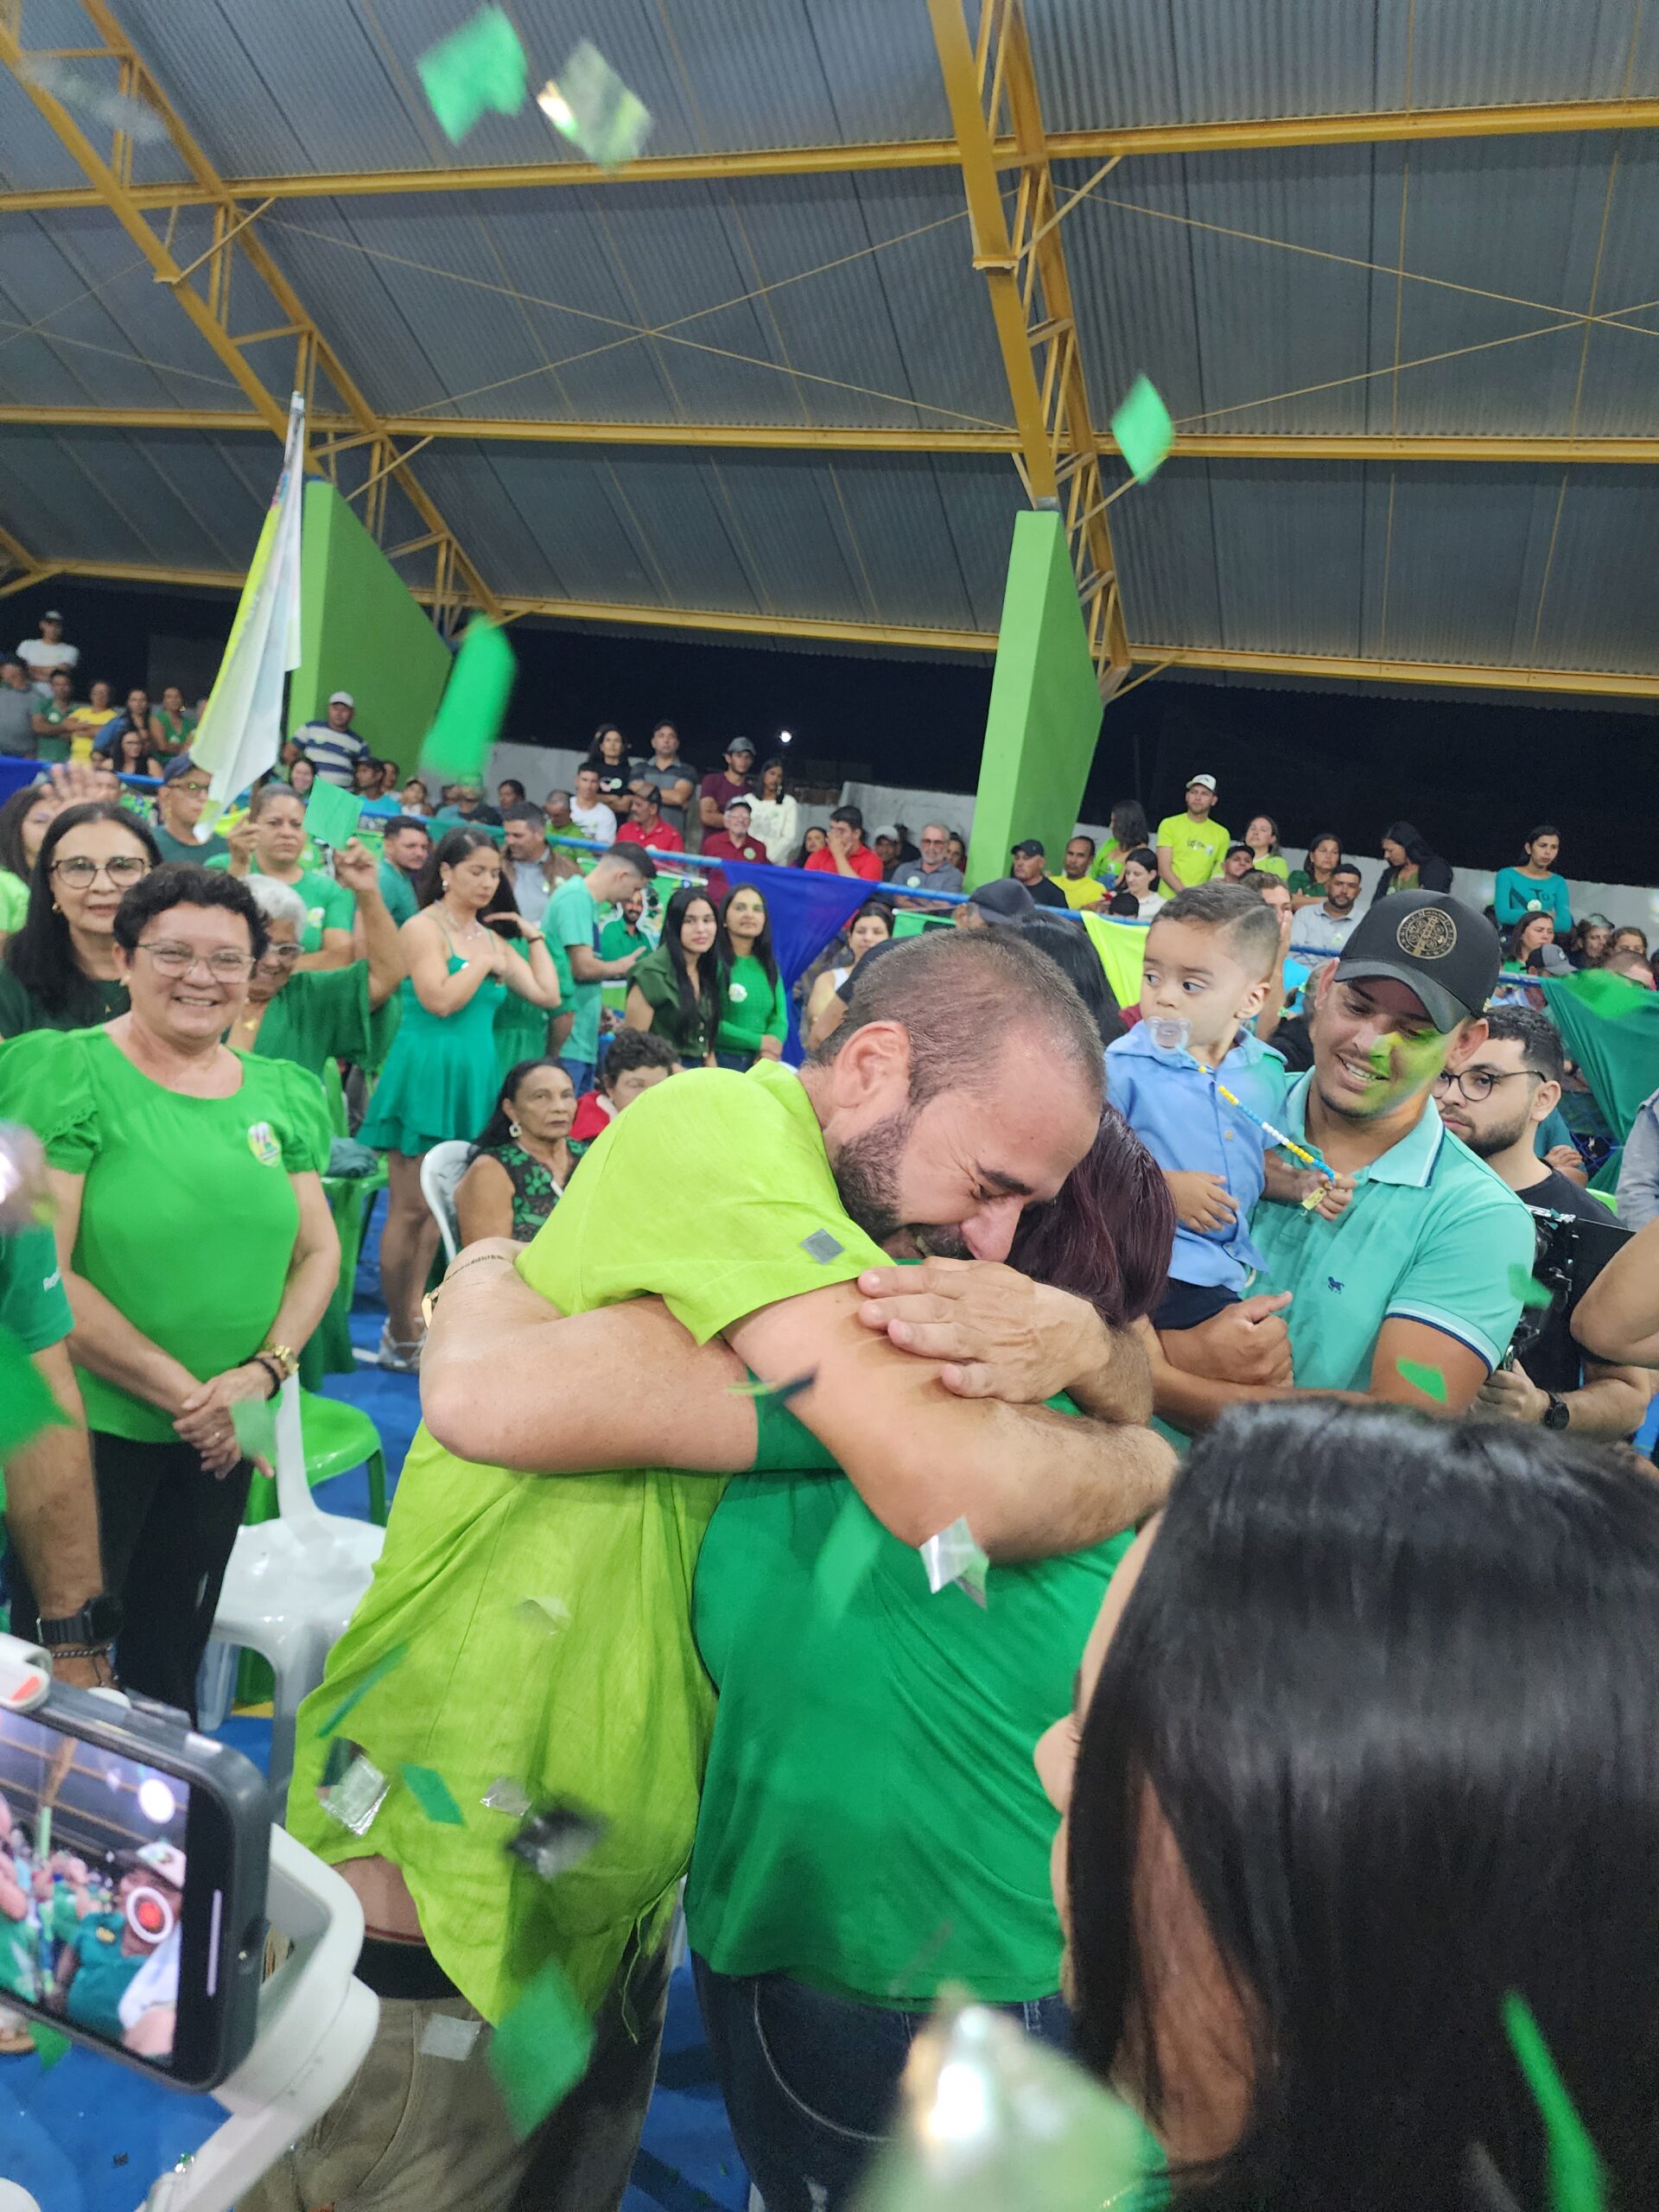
[226,849,403,1080]
[209,785,356,967]
[264,929,1170,2212]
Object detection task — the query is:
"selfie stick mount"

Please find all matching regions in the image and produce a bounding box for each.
[140,1828,378,2212]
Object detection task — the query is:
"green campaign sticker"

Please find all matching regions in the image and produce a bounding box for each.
[0,1325,70,1457]
[1109,374,1174,483]
[488,1957,595,2137]
[417,6,528,143]
[401,1763,466,1826]
[1395,1358,1447,1403]
[1508,1264,1556,1309]
[302,779,364,849]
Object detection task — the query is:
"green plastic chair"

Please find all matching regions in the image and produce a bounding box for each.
[244,1387,387,1529]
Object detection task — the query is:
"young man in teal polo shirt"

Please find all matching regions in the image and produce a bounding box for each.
[1151,891,1535,1427]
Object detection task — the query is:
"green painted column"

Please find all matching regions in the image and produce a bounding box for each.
[965,509,1103,888]
[289,480,454,773]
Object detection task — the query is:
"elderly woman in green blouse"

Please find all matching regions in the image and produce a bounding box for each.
[0,863,338,1718]
[227,841,403,1082]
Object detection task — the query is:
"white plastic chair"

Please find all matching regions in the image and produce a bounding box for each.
[419,1138,473,1264]
[197,1376,385,1808]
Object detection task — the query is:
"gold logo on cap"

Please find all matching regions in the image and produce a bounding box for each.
[1395,907,1457,960]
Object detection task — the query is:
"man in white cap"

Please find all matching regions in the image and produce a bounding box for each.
[1156,773,1230,888]
[296,690,369,787]
[16,609,78,694]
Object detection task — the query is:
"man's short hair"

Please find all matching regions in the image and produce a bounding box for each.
[1483,1006,1566,1086]
[1239,868,1281,893]
[1156,881,1283,978]
[830,804,863,832]
[1329,861,1363,884]
[384,814,431,839]
[503,801,548,830]
[606,843,656,882]
[601,1028,679,1089]
[1069,834,1096,856]
[546,788,571,806]
[499,779,527,800]
[808,927,1104,1112]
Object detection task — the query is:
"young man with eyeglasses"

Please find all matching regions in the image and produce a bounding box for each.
[1430,1006,1652,1440]
[1149,892,1536,1428]
[149,755,228,865]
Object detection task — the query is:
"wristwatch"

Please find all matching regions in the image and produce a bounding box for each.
[35,1594,123,1650]
[1541,1392,1571,1432]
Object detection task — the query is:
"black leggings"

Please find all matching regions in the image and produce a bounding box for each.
[10,1432,251,1721]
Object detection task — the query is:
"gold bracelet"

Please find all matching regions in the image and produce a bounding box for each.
[257,1341,298,1380]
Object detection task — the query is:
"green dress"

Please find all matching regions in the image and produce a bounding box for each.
[493,990,551,1083]
[359,958,505,1155]
[467,1141,563,1238]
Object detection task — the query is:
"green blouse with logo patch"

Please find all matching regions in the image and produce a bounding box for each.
[0,1025,330,1440]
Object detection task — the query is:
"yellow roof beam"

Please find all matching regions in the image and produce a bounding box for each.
[1147,645,1659,700]
[3,99,1658,213]
[9,406,1659,466]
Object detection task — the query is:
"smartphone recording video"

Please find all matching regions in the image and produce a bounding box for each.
[0,1703,192,2066]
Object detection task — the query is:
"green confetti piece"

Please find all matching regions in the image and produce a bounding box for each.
[318,1642,410,1738]
[1109,373,1174,484]
[727,1369,817,1409]
[813,1491,885,1624]
[537,40,652,168]
[401,1763,466,1826]
[28,2019,71,2071]
[420,618,518,780]
[488,1957,595,2137]
[417,6,529,144]
[1395,1357,1447,1403]
[1503,1991,1605,2212]
[230,1389,279,1464]
[302,779,364,849]
[0,1324,70,1456]
[1509,1265,1556,1309]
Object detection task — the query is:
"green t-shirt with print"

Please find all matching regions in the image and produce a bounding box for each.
[283,1059,887,2024]
[1155,810,1230,887]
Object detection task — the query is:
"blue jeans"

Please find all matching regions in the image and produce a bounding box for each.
[559,1056,594,1096]
[692,1956,1069,2211]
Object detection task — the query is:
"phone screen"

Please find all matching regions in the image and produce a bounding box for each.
[0,1703,192,2068]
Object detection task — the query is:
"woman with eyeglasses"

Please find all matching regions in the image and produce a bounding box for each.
[0,864,338,1716]
[226,847,404,1083]
[0,801,160,1039]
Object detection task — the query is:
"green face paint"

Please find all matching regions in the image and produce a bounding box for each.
[1369,1028,1449,1087]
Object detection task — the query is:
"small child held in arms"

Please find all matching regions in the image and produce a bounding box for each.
[1106,881,1353,1331]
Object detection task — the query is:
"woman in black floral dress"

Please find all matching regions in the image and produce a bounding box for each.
[454,1058,575,1243]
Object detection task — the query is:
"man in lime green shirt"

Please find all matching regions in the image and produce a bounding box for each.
[1155,773,1230,887]
[264,929,1168,2212]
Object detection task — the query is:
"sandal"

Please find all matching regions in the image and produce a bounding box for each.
[376,1325,423,1375]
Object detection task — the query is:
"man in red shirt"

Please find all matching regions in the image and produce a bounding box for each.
[805,804,883,882]
[696,737,756,843]
[615,785,685,856]
[700,795,769,899]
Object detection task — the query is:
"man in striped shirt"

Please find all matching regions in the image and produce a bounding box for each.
[296,690,368,787]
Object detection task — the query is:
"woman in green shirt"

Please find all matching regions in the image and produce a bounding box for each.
[1241,812,1289,880]
[1287,829,1342,909]
[0,864,337,1717]
[150,684,197,758]
[714,883,787,1068]
[0,800,158,1038]
[207,784,356,966]
[0,782,60,940]
[227,850,403,1082]
[623,883,718,1066]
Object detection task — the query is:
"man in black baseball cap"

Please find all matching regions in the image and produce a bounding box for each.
[1008,838,1068,908]
[1148,887,1536,1433]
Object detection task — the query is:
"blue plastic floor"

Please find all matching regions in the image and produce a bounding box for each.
[2,1209,747,2212]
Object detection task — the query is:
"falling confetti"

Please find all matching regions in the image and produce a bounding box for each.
[1109,374,1174,484]
[1508,1265,1556,1310]
[1503,1992,1605,2212]
[488,1956,595,2136]
[230,1389,279,1465]
[814,1491,886,1624]
[28,2019,70,2071]
[319,1753,390,1836]
[420,617,517,780]
[402,1763,466,1826]
[919,1516,990,1609]
[537,40,652,168]
[318,1643,410,1738]
[302,779,364,849]
[16,54,168,143]
[728,1369,817,1409]
[1395,1358,1448,1403]
[482,1777,532,1816]
[505,1800,608,1883]
[416,6,529,144]
[0,1325,69,1456]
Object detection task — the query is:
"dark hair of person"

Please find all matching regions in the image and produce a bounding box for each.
[1109,799,1149,851]
[1381,819,1438,868]
[417,825,517,919]
[1123,845,1160,878]
[474,1058,571,1151]
[4,801,161,1019]
[111,723,152,772]
[1612,924,1649,955]
[111,861,269,963]
[0,785,47,882]
[1066,1401,1659,2212]
[1158,881,1282,976]
[1482,1004,1566,1087]
[1523,823,1560,855]
[652,719,677,741]
[1564,916,1609,967]
[600,1027,679,1091]
[1008,1105,1170,1326]
[658,883,720,1036]
[848,897,893,941]
[717,882,779,990]
[605,842,656,883]
[289,757,315,791]
[792,826,828,867]
[591,723,626,759]
[758,755,789,795]
[498,777,526,799]
[1238,869,1281,893]
[1016,912,1126,1050]
[1070,833,1098,858]
[1503,914,1554,969]
[248,779,305,823]
[1304,830,1342,872]
[830,804,863,833]
[1328,860,1363,884]
[811,928,1105,1111]
[502,801,548,832]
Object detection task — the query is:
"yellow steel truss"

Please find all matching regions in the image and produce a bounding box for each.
[0,0,499,630]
